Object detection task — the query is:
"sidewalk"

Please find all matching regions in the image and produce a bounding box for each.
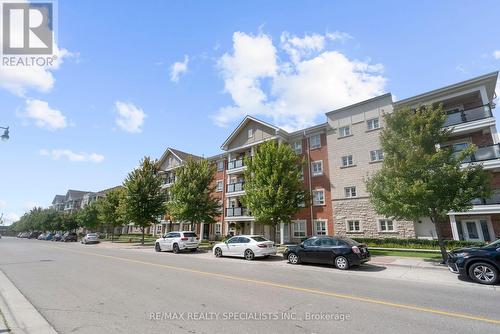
[369,255,446,270]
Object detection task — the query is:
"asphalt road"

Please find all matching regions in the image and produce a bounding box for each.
[0,237,499,334]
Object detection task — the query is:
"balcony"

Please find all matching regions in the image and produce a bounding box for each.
[225,207,251,217]
[228,159,244,170]
[472,189,500,206]
[460,144,500,170]
[163,176,176,187]
[444,104,495,134]
[227,181,244,193]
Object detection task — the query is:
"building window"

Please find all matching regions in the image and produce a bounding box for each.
[299,168,304,181]
[310,134,321,149]
[344,186,357,198]
[341,155,354,167]
[293,140,302,154]
[248,128,254,138]
[292,220,306,238]
[311,161,323,176]
[215,223,222,235]
[346,220,361,232]
[370,150,384,162]
[216,180,223,192]
[314,220,327,235]
[367,118,380,130]
[312,189,325,205]
[339,126,351,138]
[156,225,162,233]
[379,219,395,232]
[216,160,224,171]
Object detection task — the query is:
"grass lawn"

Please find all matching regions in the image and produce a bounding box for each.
[370,249,443,259]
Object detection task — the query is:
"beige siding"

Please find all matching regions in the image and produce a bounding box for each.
[226,120,276,150]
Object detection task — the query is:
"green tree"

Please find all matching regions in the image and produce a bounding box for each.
[97,188,126,242]
[366,104,491,262]
[241,140,308,241]
[123,156,167,245]
[76,202,100,232]
[167,158,220,233]
[61,212,79,232]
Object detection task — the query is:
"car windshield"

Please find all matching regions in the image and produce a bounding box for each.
[251,236,268,242]
[484,239,500,248]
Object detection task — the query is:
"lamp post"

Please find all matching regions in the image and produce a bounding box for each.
[1,126,9,141]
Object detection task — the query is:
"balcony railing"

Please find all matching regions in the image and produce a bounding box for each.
[227,182,244,193]
[458,144,500,163]
[164,176,176,184]
[444,104,492,127]
[226,207,251,217]
[227,159,245,170]
[472,189,500,205]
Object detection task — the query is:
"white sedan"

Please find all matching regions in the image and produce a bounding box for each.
[213,235,277,260]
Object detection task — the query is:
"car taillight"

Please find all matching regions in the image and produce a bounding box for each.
[181,237,188,241]
[257,244,268,248]
[352,246,360,254]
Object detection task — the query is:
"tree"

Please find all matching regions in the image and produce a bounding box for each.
[366,104,491,262]
[97,187,126,242]
[167,158,220,233]
[61,212,79,232]
[122,156,167,245]
[76,202,100,232]
[241,140,308,242]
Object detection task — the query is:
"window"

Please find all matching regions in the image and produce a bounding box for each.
[238,237,251,243]
[292,220,306,238]
[216,180,223,192]
[311,161,323,176]
[248,128,254,138]
[314,220,327,235]
[310,134,321,149]
[346,220,361,232]
[367,118,380,130]
[370,150,384,162]
[299,168,304,181]
[156,225,162,233]
[216,160,224,171]
[339,126,351,137]
[312,189,325,205]
[215,223,221,235]
[379,219,395,232]
[227,236,240,244]
[341,155,354,167]
[303,238,321,247]
[344,186,357,198]
[293,140,302,154]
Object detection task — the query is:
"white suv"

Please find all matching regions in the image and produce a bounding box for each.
[155,231,200,253]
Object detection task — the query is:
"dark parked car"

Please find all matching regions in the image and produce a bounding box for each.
[52,233,63,241]
[28,231,41,239]
[43,233,54,241]
[61,232,77,242]
[447,239,500,285]
[283,236,370,270]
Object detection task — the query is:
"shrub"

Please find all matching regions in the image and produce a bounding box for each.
[351,238,485,250]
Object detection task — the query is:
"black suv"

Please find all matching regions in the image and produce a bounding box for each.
[61,232,78,242]
[447,239,500,285]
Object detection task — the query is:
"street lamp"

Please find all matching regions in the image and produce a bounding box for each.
[1,126,9,141]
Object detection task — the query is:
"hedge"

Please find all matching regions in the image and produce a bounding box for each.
[350,238,485,250]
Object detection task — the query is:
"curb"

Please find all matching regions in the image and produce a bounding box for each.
[369,261,448,271]
[0,270,57,334]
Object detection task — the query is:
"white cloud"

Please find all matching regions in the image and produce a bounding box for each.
[2,212,20,225]
[23,99,67,130]
[0,200,6,209]
[39,149,104,163]
[213,31,386,130]
[493,50,500,60]
[326,31,353,42]
[23,201,40,211]
[170,55,189,82]
[114,101,146,133]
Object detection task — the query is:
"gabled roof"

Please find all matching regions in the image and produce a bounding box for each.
[96,185,123,196]
[220,115,287,150]
[326,93,393,116]
[65,189,90,201]
[52,195,65,204]
[158,147,202,168]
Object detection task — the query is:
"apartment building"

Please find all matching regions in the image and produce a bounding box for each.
[327,71,500,242]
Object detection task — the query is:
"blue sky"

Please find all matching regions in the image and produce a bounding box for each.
[2,0,500,225]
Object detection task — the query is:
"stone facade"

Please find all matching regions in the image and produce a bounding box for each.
[333,197,416,239]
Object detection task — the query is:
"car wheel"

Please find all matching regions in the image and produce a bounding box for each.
[155,243,161,252]
[172,243,179,254]
[214,247,223,258]
[288,253,299,264]
[468,262,498,285]
[335,256,350,270]
[244,249,255,261]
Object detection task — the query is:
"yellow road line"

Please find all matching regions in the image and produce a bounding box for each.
[50,245,500,325]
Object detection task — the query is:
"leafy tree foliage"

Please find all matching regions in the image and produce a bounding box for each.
[366,104,491,261]
[76,202,100,232]
[97,187,126,241]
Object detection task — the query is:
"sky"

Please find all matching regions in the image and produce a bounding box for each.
[2,0,500,225]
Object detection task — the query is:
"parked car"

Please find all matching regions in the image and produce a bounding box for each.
[155,231,199,253]
[283,236,370,270]
[81,233,99,244]
[212,235,277,260]
[52,233,62,241]
[447,239,500,285]
[44,233,54,241]
[28,231,41,239]
[61,232,78,242]
[37,233,46,240]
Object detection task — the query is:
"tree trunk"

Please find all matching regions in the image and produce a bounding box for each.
[432,215,448,263]
[111,225,115,243]
[141,227,145,245]
[270,225,276,242]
